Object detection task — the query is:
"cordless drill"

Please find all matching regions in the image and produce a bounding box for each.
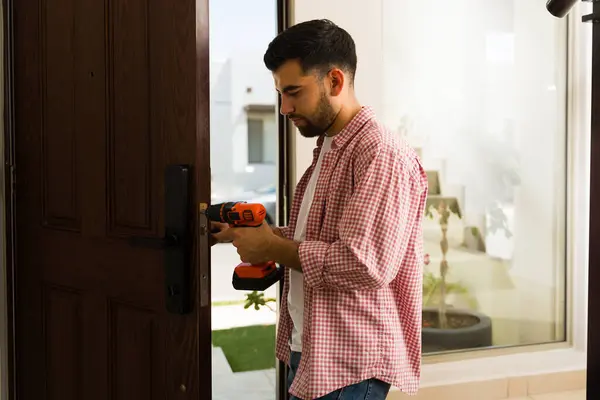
[204,202,282,291]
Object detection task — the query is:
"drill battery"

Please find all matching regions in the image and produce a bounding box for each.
[232,261,282,291]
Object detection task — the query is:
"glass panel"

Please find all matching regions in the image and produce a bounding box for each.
[381,0,568,354]
[209,0,278,398]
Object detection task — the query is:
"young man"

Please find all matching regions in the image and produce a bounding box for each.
[213,19,428,400]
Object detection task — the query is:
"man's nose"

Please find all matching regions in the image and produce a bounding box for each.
[280,98,294,115]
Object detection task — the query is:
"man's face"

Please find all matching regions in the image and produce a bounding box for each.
[273,60,338,138]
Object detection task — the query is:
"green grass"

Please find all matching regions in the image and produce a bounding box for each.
[212,324,276,372]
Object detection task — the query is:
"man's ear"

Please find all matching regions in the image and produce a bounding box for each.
[328,68,345,96]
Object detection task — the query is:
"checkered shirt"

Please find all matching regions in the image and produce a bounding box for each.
[277,106,428,399]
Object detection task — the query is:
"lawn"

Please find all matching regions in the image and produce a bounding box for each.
[212,324,276,372]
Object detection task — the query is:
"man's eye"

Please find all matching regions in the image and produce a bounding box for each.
[289,91,300,97]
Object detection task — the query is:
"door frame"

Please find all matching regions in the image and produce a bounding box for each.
[2,0,18,398]
[275,1,292,400]
[587,0,600,397]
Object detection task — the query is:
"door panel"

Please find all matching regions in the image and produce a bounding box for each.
[12,0,210,398]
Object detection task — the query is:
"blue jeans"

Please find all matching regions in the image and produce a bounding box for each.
[287,351,391,400]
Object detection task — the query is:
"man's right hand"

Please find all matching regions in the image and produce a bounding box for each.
[271,226,285,239]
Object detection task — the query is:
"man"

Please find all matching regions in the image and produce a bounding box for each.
[213,19,428,400]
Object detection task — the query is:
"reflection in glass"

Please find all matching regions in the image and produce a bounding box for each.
[381,0,567,354]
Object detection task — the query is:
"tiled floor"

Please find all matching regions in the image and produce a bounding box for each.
[513,390,585,399]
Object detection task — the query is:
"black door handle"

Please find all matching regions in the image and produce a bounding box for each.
[127,164,191,315]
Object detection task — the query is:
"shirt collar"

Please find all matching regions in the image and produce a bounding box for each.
[316,106,376,150]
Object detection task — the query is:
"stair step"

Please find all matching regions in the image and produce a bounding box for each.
[426,170,441,196]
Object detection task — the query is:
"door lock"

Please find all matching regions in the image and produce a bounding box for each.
[128,164,192,315]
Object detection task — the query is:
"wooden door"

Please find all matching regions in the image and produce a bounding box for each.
[9,0,211,398]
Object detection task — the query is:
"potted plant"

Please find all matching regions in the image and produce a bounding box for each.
[244,291,276,312]
[422,198,493,353]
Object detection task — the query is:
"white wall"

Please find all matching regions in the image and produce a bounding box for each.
[230,55,278,191]
[379,0,568,342]
[209,55,278,196]
[209,59,235,190]
[291,0,384,183]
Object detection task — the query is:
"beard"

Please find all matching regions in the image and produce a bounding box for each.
[290,92,337,138]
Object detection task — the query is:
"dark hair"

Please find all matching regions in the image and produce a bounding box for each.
[263,19,357,83]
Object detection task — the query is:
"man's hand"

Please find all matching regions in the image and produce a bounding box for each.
[212,221,276,264]
[209,221,231,247]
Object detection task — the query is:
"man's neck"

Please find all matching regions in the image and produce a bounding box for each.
[326,99,363,137]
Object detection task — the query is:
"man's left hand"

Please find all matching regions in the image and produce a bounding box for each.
[212,221,276,264]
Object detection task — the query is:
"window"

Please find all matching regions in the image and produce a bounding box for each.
[246,105,277,165]
[248,118,265,164]
[381,0,568,354]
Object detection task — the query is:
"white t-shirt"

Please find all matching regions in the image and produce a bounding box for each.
[288,135,334,352]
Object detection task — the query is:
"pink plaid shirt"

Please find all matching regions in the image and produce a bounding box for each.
[277,106,428,399]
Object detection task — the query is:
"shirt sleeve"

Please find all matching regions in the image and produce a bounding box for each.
[278,226,293,240]
[299,139,427,291]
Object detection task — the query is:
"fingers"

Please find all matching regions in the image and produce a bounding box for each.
[212,228,236,243]
[209,222,229,244]
[210,221,229,233]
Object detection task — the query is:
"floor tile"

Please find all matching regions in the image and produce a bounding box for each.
[530,389,586,400]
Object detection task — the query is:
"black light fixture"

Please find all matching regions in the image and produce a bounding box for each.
[546,0,579,18]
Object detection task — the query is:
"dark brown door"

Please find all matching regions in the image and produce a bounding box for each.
[10,0,211,398]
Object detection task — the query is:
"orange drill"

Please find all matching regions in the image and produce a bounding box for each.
[205,202,281,291]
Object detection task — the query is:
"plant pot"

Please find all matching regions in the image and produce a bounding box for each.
[422,307,492,353]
